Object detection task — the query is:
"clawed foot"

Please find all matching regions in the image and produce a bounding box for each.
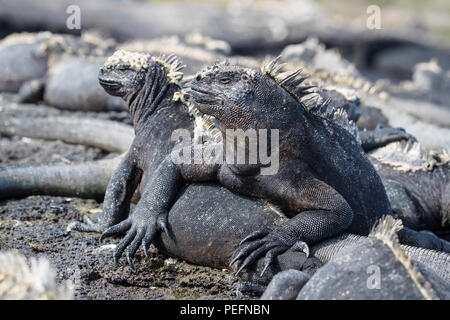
[375,126,417,144]
[100,210,172,269]
[230,229,309,276]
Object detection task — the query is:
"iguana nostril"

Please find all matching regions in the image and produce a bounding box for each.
[196,74,202,81]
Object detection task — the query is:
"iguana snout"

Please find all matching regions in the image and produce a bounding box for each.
[98,49,150,98]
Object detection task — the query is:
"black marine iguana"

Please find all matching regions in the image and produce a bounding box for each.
[185,59,449,272]
[0,31,122,111]
[49,49,321,282]
[86,57,448,275]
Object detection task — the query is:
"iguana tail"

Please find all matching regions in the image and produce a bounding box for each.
[311,233,449,282]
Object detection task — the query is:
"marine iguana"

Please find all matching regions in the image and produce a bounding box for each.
[2,114,446,237]
[184,59,449,273]
[87,57,447,275]
[315,87,417,152]
[11,49,317,283]
[0,31,122,111]
[369,142,450,237]
[261,216,450,300]
[278,38,450,149]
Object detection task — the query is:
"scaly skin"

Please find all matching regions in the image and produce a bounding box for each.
[101,57,441,274]
[184,59,449,273]
[262,217,450,300]
[67,51,193,266]
[49,50,319,282]
[1,54,447,274]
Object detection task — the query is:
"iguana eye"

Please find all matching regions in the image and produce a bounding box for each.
[241,74,249,81]
[220,77,231,84]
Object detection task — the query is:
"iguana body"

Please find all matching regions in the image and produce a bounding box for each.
[262,217,450,300]
[185,59,450,272]
[0,31,124,111]
[369,142,450,235]
[91,57,448,275]
[279,38,450,150]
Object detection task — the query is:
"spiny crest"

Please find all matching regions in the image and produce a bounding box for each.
[301,92,361,143]
[0,32,70,57]
[262,56,362,141]
[261,55,314,101]
[369,216,437,300]
[0,32,41,50]
[368,140,442,172]
[151,53,185,84]
[197,59,256,79]
[104,49,150,71]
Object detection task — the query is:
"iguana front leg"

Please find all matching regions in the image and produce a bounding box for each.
[68,151,141,233]
[99,158,182,268]
[359,126,417,152]
[230,175,354,275]
[99,152,219,268]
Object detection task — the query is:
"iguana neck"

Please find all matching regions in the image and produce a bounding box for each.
[125,66,178,133]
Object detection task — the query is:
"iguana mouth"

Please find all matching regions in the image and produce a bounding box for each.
[189,86,220,105]
[98,78,121,90]
[190,85,211,96]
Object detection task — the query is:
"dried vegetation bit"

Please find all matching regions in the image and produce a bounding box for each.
[0,251,73,300]
[369,141,449,172]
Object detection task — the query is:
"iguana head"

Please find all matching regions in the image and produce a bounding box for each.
[99,50,184,126]
[189,60,303,131]
[99,50,151,98]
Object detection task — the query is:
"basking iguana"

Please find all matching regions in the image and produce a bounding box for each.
[315,87,417,152]
[369,142,450,237]
[0,31,126,111]
[87,57,448,275]
[185,59,449,272]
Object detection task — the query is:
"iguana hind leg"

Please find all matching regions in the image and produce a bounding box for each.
[359,126,417,152]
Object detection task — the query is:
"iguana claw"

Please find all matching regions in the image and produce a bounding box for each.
[239,229,270,246]
[67,214,107,233]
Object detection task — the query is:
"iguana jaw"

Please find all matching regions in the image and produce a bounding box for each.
[188,86,222,110]
[98,77,122,95]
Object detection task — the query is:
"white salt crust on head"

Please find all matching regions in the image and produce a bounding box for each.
[104,49,150,71]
